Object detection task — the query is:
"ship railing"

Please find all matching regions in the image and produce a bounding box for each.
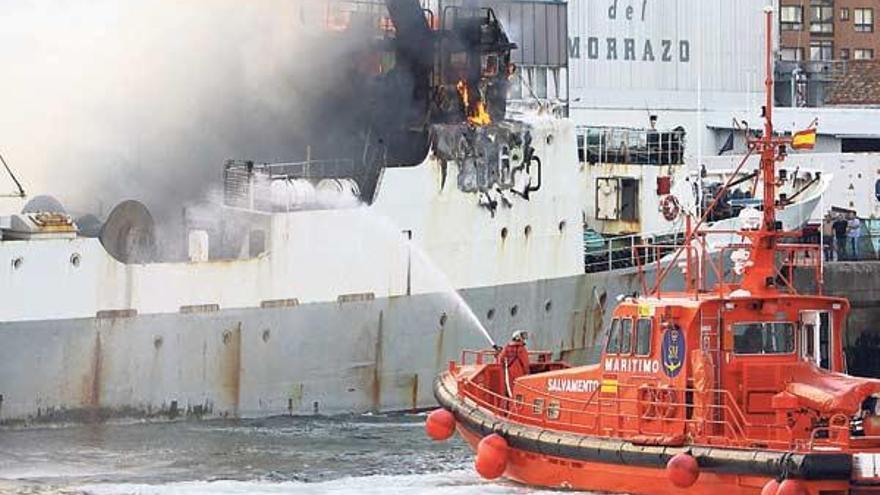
[224,158,359,181]
[633,231,825,297]
[458,372,852,452]
[584,229,686,274]
[459,349,554,367]
[576,126,686,167]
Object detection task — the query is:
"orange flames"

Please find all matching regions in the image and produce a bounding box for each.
[456,80,491,126]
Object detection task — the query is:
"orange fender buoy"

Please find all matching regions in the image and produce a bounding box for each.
[425,409,456,441]
[666,453,700,488]
[760,479,780,495]
[475,433,509,480]
[777,480,808,495]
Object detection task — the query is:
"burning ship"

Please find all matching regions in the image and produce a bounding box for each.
[0,0,835,424]
[0,0,600,423]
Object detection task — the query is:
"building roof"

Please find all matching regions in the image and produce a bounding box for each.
[825,61,880,106]
[704,106,880,138]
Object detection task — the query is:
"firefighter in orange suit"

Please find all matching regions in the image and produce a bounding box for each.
[500,330,530,396]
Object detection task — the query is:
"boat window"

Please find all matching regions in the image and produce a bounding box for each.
[620,318,633,354]
[636,318,652,356]
[605,319,621,354]
[733,322,795,355]
[547,400,560,420]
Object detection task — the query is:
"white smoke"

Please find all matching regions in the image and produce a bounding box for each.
[0,0,344,219]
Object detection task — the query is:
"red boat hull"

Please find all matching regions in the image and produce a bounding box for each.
[456,426,857,495]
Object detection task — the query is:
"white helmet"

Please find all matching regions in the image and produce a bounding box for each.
[512,330,529,342]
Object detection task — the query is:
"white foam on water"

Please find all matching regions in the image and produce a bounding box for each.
[77,470,540,495]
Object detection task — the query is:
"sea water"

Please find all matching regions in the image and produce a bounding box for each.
[0,415,556,494]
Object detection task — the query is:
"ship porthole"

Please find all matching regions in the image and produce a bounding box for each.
[510,305,519,317]
[545,300,553,313]
[222,331,232,345]
[153,336,163,349]
[487,308,496,321]
[558,220,567,233]
[524,225,532,237]
[546,134,554,145]
[70,253,81,267]
[501,227,509,240]
[262,329,271,343]
[11,257,22,270]
[439,313,448,326]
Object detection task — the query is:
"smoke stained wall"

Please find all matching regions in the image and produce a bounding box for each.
[0,1,374,223]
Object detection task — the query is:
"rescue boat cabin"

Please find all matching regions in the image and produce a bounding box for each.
[495,289,866,448]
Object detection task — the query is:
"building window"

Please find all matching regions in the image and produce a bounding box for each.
[855,8,874,32]
[854,49,875,60]
[841,48,850,59]
[841,7,850,21]
[780,47,805,61]
[810,40,834,61]
[781,6,804,30]
[811,2,835,34]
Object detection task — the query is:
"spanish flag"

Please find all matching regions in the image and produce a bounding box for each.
[791,128,817,150]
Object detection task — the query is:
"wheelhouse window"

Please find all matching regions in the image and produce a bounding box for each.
[781,6,804,31]
[606,319,621,354]
[733,322,796,355]
[636,318,652,355]
[855,8,874,32]
[620,318,633,354]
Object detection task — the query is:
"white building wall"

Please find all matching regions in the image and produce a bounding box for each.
[566,0,771,173]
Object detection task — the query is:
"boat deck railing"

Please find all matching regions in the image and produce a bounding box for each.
[576,126,686,167]
[454,358,878,452]
[584,230,685,274]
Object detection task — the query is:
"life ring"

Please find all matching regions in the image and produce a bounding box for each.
[638,384,679,420]
[637,385,658,420]
[654,385,679,420]
[660,195,681,222]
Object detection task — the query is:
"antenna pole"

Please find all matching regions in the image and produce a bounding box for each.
[761,6,776,232]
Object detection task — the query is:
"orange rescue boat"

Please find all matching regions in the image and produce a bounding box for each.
[427,7,880,495]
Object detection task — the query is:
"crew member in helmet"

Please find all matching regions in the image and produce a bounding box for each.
[500,330,531,396]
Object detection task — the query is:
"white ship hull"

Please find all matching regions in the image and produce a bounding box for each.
[0,271,644,422]
[0,115,652,423]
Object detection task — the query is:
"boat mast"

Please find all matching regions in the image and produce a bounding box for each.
[760,6,776,234]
